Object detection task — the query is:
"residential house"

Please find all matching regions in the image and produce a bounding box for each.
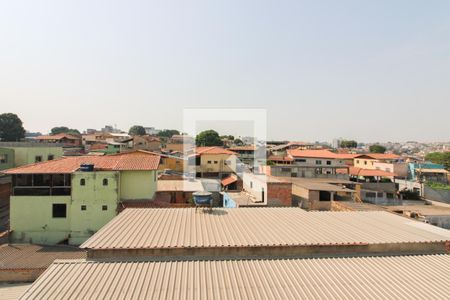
[408,162,448,184]
[270,149,349,179]
[33,133,82,147]
[228,145,256,165]
[284,177,359,211]
[131,135,161,152]
[0,142,63,171]
[353,153,401,170]
[2,151,160,245]
[223,172,292,207]
[188,147,237,179]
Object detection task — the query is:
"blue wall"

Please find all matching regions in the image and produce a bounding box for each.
[222,192,237,208]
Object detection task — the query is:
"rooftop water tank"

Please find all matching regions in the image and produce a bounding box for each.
[192,191,212,206]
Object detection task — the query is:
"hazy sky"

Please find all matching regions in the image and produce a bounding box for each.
[1,1,449,142]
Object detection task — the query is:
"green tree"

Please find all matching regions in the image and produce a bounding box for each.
[0,113,26,141]
[158,129,180,138]
[339,140,357,148]
[425,152,450,170]
[50,126,80,135]
[234,138,244,146]
[369,144,386,153]
[196,130,223,146]
[220,135,234,141]
[128,125,146,136]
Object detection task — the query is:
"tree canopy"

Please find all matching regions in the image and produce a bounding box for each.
[128,125,146,136]
[339,140,357,148]
[220,135,234,141]
[195,130,223,146]
[234,138,244,146]
[50,126,80,135]
[158,129,180,138]
[369,144,386,153]
[0,113,26,141]
[425,152,450,170]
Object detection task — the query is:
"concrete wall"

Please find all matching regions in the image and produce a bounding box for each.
[267,182,292,206]
[70,171,119,244]
[120,170,157,200]
[222,192,237,208]
[10,196,72,244]
[292,158,346,168]
[271,166,349,180]
[9,147,63,167]
[199,154,236,174]
[424,186,450,204]
[373,162,408,177]
[0,148,15,171]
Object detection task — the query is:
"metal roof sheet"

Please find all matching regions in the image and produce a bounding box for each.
[0,244,86,270]
[20,254,450,300]
[81,208,450,250]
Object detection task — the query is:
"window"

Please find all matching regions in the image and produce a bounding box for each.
[80,178,85,186]
[291,172,297,177]
[250,181,253,188]
[103,178,108,186]
[315,160,322,165]
[214,161,218,164]
[207,160,212,164]
[366,192,376,198]
[281,167,291,173]
[35,156,42,163]
[295,159,306,163]
[0,154,8,164]
[48,154,55,161]
[52,204,67,218]
[326,161,331,165]
[386,193,394,199]
[364,161,367,165]
[81,205,87,211]
[356,160,359,164]
[102,205,108,211]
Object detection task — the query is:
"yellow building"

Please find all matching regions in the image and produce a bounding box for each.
[188,147,237,179]
[353,153,400,170]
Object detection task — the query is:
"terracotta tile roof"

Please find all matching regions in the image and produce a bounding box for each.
[194,147,237,156]
[2,152,160,174]
[228,146,256,151]
[34,133,80,141]
[338,166,397,177]
[267,155,294,162]
[355,153,400,160]
[287,149,340,159]
[221,174,238,186]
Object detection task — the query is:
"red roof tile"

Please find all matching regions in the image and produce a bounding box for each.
[2,152,160,174]
[34,133,80,141]
[194,147,237,156]
[338,167,397,177]
[354,153,400,160]
[221,175,238,186]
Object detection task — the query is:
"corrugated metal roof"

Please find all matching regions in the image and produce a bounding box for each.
[0,244,86,270]
[0,283,32,300]
[81,208,450,250]
[20,254,450,300]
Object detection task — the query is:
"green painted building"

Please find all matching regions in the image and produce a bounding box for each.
[0,142,64,171]
[4,152,160,245]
